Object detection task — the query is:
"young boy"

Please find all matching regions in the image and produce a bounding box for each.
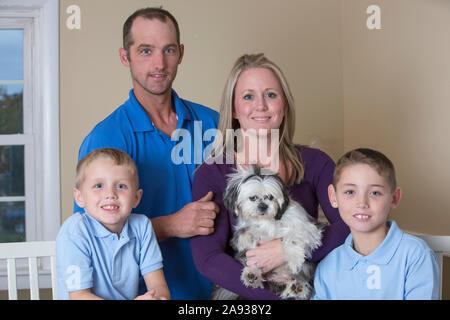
[312,148,439,300]
[56,148,170,300]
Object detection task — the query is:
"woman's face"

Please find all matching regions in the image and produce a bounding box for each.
[233,67,286,134]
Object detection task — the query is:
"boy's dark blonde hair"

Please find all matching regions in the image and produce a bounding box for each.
[333,148,397,192]
[76,148,139,189]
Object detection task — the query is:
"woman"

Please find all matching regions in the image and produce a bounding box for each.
[191,54,349,299]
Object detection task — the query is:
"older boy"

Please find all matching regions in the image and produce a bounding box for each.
[312,148,438,300]
[57,148,170,300]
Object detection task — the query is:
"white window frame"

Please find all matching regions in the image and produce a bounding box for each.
[0,17,35,241]
[0,0,59,290]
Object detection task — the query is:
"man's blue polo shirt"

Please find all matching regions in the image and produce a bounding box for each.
[75,89,219,299]
[312,221,439,300]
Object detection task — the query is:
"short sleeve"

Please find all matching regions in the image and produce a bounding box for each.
[311,260,330,300]
[56,230,94,296]
[404,246,439,300]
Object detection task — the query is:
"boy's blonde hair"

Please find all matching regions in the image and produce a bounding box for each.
[334,148,397,192]
[76,148,139,189]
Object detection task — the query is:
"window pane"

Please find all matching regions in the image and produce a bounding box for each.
[0,145,24,196]
[0,201,25,242]
[0,29,23,80]
[0,84,23,134]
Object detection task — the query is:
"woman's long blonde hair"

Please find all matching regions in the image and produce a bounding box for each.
[212,53,304,185]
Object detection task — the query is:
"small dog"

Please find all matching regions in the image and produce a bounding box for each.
[212,166,323,300]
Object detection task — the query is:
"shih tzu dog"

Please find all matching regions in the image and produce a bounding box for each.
[212,166,323,300]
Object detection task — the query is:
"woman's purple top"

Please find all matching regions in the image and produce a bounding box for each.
[190,146,350,299]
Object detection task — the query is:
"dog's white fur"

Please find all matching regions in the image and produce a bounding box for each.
[212,166,323,300]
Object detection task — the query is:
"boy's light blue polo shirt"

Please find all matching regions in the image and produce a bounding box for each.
[56,213,163,300]
[75,89,219,299]
[312,221,439,300]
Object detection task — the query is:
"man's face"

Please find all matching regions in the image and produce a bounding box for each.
[120,17,184,97]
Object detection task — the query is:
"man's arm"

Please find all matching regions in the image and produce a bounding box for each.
[151,191,218,242]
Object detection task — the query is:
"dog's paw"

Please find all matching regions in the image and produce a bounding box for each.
[241,267,264,289]
[290,282,306,296]
[280,280,311,300]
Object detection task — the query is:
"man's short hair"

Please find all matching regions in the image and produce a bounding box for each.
[76,148,139,189]
[333,148,397,192]
[122,7,180,59]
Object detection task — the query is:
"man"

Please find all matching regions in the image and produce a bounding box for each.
[75,7,219,299]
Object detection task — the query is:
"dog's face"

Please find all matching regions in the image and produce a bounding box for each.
[223,166,290,221]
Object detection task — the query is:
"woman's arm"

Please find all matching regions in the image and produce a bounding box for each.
[309,150,350,262]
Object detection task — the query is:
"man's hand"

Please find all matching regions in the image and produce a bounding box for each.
[172,191,218,238]
[152,191,219,242]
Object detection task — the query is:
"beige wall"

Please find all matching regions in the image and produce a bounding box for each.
[59,1,449,234]
[60,0,449,235]
[342,0,450,235]
[57,0,449,300]
[59,0,344,223]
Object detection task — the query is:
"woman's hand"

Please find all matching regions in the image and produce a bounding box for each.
[245,239,285,274]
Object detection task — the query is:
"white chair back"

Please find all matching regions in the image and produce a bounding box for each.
[0,241,57,300]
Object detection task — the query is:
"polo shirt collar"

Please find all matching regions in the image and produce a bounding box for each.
[126,90,154,132]
[84,212,130,240]
[172,89,193,123]
[126,89,193,133]
[343,221,403,270]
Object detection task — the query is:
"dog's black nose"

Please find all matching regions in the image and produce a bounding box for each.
[258,202,268,212]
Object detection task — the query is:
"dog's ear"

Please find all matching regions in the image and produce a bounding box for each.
[275,189,290,220]
[223,178,240,217]
[274,177,290,220]
[234,204,242,219]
